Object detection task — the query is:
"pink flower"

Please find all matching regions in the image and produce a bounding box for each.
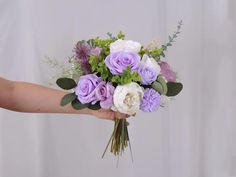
[159,62,176,82]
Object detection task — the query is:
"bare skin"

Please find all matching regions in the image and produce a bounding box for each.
[0,77,127,121]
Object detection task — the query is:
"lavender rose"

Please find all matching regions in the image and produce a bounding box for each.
[75,74,102,104]
[138,67,158,85]
[140,88,161,112]
[105,51,140,75]
[95,82,115,109]
[138,54,160,85]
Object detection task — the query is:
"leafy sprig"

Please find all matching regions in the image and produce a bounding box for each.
[139,21,183,61]
[139,47,164,61]
[93,31,125,56]
[111,67,141,85]
[88,55,111,80]
[162,20,183,51]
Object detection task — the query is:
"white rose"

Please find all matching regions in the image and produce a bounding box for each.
[113,82,144,115]
[110,39,142,53]
[140,54,160,73]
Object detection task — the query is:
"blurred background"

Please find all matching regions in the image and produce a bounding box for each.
[0,0,236,177]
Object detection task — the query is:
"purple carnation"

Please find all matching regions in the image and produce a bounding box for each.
[159,62,176,82]
[95,81,115,109]
[75,74,102,104]
[140,88,161,112]
[105,51,140,75]
[138,67,158,85]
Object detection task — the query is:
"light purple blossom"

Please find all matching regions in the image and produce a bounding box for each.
[140,88,161,112]
[75,74,102,104]
[95,81,115,109]
[90,47,102,56]
[159,62,176,82]
[105,51,140,75]
[138,67,158,85]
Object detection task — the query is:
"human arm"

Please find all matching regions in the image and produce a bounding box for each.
[0,77,126,120]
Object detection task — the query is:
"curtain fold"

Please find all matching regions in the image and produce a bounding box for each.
[0,0,235,177]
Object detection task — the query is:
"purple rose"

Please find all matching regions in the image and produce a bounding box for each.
[159,62,176,82]
[140,88,161,112]
[105,51,140,75]
[75,74,102,104]
[95,82,115,109]
[138,67,158,85]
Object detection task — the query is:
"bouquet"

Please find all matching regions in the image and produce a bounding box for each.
[55,21,183,158]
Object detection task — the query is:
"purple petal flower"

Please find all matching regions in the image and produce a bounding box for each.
[75,74,102,104]
[74,41,92,74]
[90,47,102,56]
[74,41,91,61]
[159,62,176,82]
[80,62,92,74]
[140,88,161,112]
[105,51,140,75]
[138,67,158,85]
[95,81,115,109]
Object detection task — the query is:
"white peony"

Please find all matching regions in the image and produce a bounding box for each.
[140,54,160,72]
[113,82,144,115]
[110,39,142,53]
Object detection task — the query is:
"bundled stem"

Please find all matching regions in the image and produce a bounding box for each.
[102,115,131,158]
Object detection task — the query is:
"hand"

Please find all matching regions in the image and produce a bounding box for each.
[90,109,128,121]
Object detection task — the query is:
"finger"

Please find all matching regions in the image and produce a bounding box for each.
[104,110,116,121]
[115,112,130,119]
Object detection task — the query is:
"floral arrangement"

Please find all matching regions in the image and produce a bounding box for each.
[56,21,183,158]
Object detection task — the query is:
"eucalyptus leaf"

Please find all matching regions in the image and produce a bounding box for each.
[157,76,168,95]
[166,82,183,96]
[56,78,77,90]
[71,99,89,110]
[151,81,164,94]
[61,93,77,106]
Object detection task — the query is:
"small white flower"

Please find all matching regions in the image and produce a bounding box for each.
[113,82,144,115]
[140,54,160,73]
[160,95,170,107]
[110,39,142,53]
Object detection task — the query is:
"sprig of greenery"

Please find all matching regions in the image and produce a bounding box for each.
[88,55,111,80]
[139,21,183,61]
[162,20,183,51]
[92,31,125,56]
[139,47,164,61]
[111,67,141,85]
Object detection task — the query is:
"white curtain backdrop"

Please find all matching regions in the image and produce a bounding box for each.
[1,0,236,177]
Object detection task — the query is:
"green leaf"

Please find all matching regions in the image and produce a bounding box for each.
[166,82,183,96]
[61,93,77,106]
[88,102,101,110]
[157,76,168,95]
[71,99,89,110]
[151,76,168,95]
[111,67,141,85]
[56,78,77,90]
[151,81,165,94]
